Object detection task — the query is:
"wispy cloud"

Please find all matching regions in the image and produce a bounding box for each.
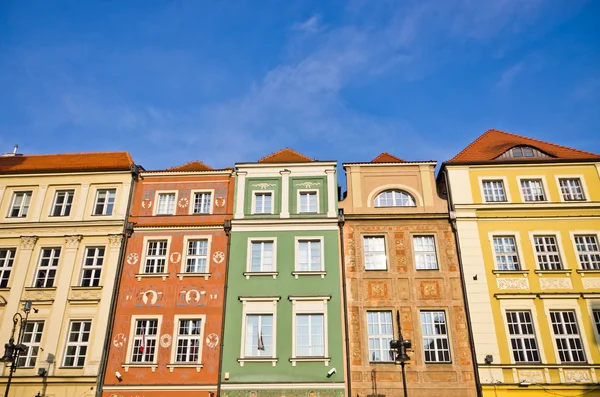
[292,15,322,34]
[495,62,526,90]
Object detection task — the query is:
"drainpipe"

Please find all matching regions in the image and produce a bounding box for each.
[337,209,352,397]
[442,169,483,397]
[96,164,140,397]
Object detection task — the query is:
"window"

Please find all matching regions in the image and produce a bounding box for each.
[63,321,91,367]
[299,191,318,213]
[559,178,585,201]
[413,236,438,270]
[593,310,600,336]
[35,248,61,288]
[296,314,324,356]
[496,146,550,159]
[185,239,209,273]
[175,319,202,363]
[520,180,545,202]
[534,236,562,270]
[0,248,16,288]
[250,241,274,272]
[51,190,75,216]
[363,236,387,270]
[550,311,585,363]
[575,235,600,270]
[244,314,273,357]
[374,190,416,207]
[482,180,506,202]
[94,189,116,215]
[193,192,212,214]
[493,237,521,270]
[420,311,451,363]
[254,192,273,214]
[297,240,322,271]
[16,321,44,367]
[9,191,32,217]
[506,311,540,362]
[144,240,168,273]
[367,311,394,362]
[80,247,104,287]
[131,319,159,363]
[156,193,176,215]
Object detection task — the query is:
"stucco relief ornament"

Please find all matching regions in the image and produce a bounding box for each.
[20,236,38,250]
[178,197,189,208]
[108,234,123,248]
[206,333,219,348]
[251,183,276,190]
[160,334,172,348]
[170,252,181,264]
[296,181,321,188]
[113,333,126,348]
[215,197,226,207]
[141,290,162,305]
[141,199,152,209]
[212,251,225,264]
[127,253,139,265]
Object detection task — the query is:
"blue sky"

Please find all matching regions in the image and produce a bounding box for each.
[1,1,599,169]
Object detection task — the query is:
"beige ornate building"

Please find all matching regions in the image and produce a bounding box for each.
[0,151,136,397]
[340,153,477,397]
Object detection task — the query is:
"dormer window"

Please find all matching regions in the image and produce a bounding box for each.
[496,146,551,160]
[374,190,416,207]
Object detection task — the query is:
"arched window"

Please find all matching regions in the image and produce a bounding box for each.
[374,190,416,207]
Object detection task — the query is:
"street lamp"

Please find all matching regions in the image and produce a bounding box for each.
[1,300,33,397]
[390,310,411,397]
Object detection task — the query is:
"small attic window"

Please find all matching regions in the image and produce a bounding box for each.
[496,146,550,160]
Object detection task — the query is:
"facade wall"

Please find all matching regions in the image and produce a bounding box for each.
[0,170,133,397]
[101,171,234,397]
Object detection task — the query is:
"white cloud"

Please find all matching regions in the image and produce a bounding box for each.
[292,15,322,34]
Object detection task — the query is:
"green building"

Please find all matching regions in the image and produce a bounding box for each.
[220,149,345,397]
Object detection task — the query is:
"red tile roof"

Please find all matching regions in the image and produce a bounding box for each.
[448,129,600,163]
[0,152,134,174]
[168,161,213,171]
[258,148,313,163]
[371,152,406,163]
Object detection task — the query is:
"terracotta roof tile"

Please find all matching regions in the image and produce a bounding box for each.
[448,129,600,163]
[257,148,313,163]
[0,152,134,174]
[168,161,213,171]
[371,152,406,163]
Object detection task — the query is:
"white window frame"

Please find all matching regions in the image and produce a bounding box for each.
[170,315,206,365]
[239,297,279,365]
[531,234,564,270]
[93,188,117,215]
[62,320,91,367]
[51,189,75,217]
[480,179,508,203]
[363,235,387,271]
[126,315,163,366]
[246,238,277,275]
[180,235,212,276]
[543,300,591,365]
[297,189,319,213]
[34,247,61,288]
[80,246,105,287]
[366,310,395,363]
[413,235,439,270]
[593,309,600,346]
[492,235,521,271]
[139,236,171,275]
[420,310,451,363]
[374,189,416,207]
[556,176,588,202]
[290,296,330,365]
[0,247,16,288]
[8,191,32,218]
[549,310,586,363]
[518,178,547,202]
[505,311,541,363]
[190,190,214,215]
[571,232,600,270]
[252,190,274,215]
[294,237,324,272]
[500,300,548,365]
[17,320,44,367]
[153,190,178,216]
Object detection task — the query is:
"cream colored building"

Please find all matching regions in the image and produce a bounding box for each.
[0,151,136,397]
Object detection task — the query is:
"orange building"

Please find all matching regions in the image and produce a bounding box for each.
[101,161,234,397]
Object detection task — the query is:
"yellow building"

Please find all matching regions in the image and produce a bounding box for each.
[441,129,600,396]
[0,151,137,397]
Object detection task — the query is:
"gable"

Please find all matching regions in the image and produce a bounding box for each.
[258,148,313,163]
[371,152,406,163]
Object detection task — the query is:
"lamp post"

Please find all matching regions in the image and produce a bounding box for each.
[1,300,33,397]
[390,310,411,397]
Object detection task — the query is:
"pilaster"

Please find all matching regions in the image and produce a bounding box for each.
[325,169,336,217]
[31,184,48,221]
[235,171,247,219]
[280,170,291,218]
[75,184,90,221]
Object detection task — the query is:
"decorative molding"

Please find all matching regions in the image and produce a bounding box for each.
[215,197,226,207]
[539,278,572,290]
[251,183,276,190]
[518,369,544,383]
[213,251,225,264]
[108,234,123,248]
[497,278,529,290]
[68,287,102,303]
[178,197,189,208]
[23,288,56,302]
[582,278,600,289]
[565,369,591,383]
[170,252,181,264]
[141,199,152,209]
[20,236,38,250]
[112,333,126,348]
[127,253,139,265]
[206,333,219,348]
[160,333,172,348]
[295,181,321,189]
[65,235,83,249]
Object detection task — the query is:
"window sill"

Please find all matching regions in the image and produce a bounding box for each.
[243,272,278,280]
[492,270,530,277]
[424,361,453,365]
[135,273,169,281]
[58,366,84,369]
[364,268,388,272]
[290,357,331,366]
[177,273,211,281]
[369,361,396,365]
[576,269,600,276]
[90,214,113,217]
[166,363,204,372]
[292,271,326,279]
[534,270,572,276]
[24,287,57,291]
[122,363,158,372]
[237,357,278,366]
[415,268,440,271]
[70,286,102,290]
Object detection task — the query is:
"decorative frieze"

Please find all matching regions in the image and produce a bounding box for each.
[564,369,592,383]
[497,278,529,290]
[582,278,600,289]
[539,278,572,290]
[65,235,83,249]
[518,369,544,383]
[295,181,321,188]
[251,183,276,190]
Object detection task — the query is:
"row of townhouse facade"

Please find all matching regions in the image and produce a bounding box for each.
[0,128,598,397]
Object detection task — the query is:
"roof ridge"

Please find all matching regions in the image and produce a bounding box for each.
[489,128,599,157]
[371,152,405,163]
[449,129,495,161]
[257,147,313,163]
[8,151,131,157]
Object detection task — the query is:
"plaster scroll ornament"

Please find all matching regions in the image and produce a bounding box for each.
[108,234,123,248]
[496,278,529,290]
[296,181,321,188]
[539,278,572,290]
[212,251,225,264]
[160,334,172,348]
[565,370,592,383]
[113,333,126,348]
[65,235,83,248]
[170,252,181,264]
[141,199,152,209]
[178,197,189,208]
[127,253,139,265]
[215,197,226,207]
[20,236,38,250]
[582,278,600,289]
[206,333,219,348]
[251,183,276,190]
